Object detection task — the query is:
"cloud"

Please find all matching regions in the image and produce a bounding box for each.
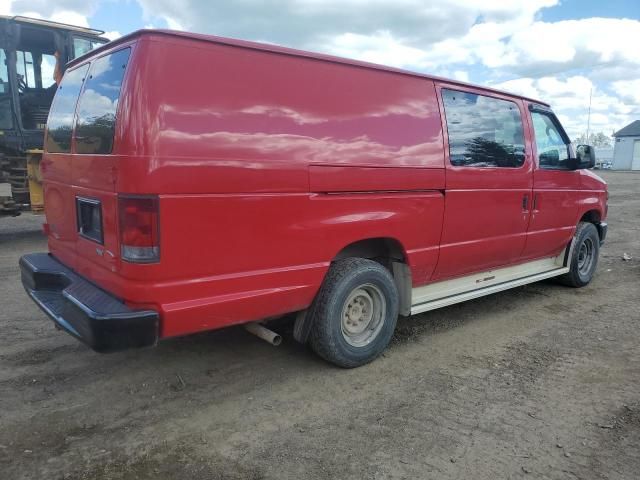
[135,1,639,82]
[482,18,640,77]
[103,31,122,41]
[452,70,470,83]
[49,10,90,28]
[3,0,97,31]
[323,31,432,69]
[322,16,640,80]
[612,79,640,105]
[136,0,558,51]
[7,0,98,21]
[163,16,184,31]
[492,76,634,116]
[492,75,638,138]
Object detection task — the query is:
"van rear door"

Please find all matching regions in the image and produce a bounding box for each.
[43,47,131,273]
[42,63,90,268]
[72,47,130,191]
[72,47,131,274]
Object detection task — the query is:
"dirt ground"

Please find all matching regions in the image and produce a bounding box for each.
[0,171,639,480]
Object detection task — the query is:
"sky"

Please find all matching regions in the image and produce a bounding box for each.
[2,0,639,140]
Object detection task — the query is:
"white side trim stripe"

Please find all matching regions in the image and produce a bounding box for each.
[410,254,568,316]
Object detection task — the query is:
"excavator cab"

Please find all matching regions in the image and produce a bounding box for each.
[0,16,108,214]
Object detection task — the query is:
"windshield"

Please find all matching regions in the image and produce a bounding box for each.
[0,48,12,129]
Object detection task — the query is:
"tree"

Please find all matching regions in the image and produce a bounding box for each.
[573,132,612,147]
[462,137,524,167]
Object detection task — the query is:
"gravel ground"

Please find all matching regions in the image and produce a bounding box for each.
[0,171,639,480]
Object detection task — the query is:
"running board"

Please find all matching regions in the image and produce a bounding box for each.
[410,255,569,315]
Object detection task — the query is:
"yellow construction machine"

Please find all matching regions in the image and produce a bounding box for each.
[0,16,108,216]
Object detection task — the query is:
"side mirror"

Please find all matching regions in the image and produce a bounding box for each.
[575,144,596,169]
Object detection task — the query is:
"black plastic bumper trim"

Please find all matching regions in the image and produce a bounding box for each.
[20,253,159,353]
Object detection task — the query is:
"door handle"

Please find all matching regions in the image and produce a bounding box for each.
[532,193,538,211]
[522,194,529,211]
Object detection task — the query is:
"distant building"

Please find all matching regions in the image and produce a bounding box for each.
[612,120,640,170]
[595,147,613,166]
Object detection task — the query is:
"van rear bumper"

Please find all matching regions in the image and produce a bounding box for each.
[20,253,159,353]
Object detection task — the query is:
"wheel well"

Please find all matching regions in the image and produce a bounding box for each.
[580,210,601,224]
[333,237,407,264]
[579,209,605,242]
[295,237,412,344]
[333,237,412,317]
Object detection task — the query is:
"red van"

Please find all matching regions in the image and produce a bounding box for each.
[20,30,608,367]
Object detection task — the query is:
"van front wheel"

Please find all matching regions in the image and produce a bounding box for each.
[558,222,600,287]
[309,258,399,368]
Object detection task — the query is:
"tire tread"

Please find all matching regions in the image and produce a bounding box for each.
[557,221,600,288]
[309,258,398,368]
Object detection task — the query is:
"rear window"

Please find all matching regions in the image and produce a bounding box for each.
[442,89,525,168]
[75,48,131,154]
[45,64,89,153]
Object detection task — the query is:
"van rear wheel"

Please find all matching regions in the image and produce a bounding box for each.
[558,222,600,287]
[309,258,399,368]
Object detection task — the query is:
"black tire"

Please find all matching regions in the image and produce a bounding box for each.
[309,258,399,368]
[557,222,600,287]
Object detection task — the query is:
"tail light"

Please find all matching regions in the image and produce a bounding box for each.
[118,195,160,263]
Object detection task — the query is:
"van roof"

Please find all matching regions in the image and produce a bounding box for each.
[72,28,549,107]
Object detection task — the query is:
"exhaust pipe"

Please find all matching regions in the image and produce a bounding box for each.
[244,322,282,346]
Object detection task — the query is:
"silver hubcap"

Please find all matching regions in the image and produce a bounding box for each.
[577,237,595,276]
[341,284,386,347]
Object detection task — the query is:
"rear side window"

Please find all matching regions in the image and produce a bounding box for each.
[442,89,525,168]
[75,48,130,154]
[45,64,89,153]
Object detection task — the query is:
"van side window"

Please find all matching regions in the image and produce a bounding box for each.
[442,89,525,168]
[531,111,570,169]
[45,64,89,153]
[75,48,131,154]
